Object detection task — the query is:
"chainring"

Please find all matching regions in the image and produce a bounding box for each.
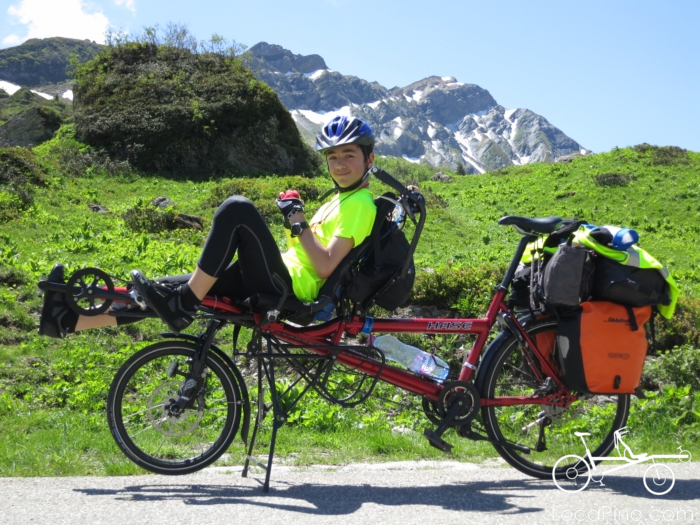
[66,267,114,316]
[436,380,480,427]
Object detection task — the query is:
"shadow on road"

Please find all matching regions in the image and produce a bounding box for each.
[74,474,700,516]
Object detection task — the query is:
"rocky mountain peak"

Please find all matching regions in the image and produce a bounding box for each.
[247,42,327,74]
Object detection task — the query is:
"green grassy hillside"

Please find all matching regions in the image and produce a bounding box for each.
[0,37,101,86]
[1,139,699,476]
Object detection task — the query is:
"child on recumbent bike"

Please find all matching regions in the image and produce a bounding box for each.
[39,117,378,337]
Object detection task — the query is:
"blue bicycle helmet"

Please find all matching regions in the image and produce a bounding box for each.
[315,116,375,153]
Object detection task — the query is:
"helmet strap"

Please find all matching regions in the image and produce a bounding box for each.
[320,167,371,201]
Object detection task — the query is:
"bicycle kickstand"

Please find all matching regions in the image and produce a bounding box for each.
[241,336,286,493]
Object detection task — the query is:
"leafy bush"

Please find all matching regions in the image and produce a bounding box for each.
[0,147,45,221]
[654,297,700,351]
[0,266,29,287]
[642,347,700,392]
[33,124,130,178]
[73,26,319,176]
[410,263,506,316]
[121,200,203,233]
[593,172,637,187]
[633,143,689,165]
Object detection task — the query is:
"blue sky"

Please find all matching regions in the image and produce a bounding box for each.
[1,0,698,153]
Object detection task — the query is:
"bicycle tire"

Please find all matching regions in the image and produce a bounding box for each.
[107,341,242,475]
[479,319,630,480]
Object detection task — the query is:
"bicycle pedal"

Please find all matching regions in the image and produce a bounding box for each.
[423,429,453,454]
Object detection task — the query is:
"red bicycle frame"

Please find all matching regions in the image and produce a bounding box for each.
[198,285,571,409]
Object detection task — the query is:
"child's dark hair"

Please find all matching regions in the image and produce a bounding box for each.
[360,144,374,162]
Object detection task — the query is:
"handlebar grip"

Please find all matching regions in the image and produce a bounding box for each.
[369,167,409,195]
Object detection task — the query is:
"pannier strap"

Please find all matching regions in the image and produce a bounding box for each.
[624,306,639,332]
[624,278,671,306]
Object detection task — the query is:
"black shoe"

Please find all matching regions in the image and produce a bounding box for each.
[130,270,195,334]
[38,264,78,338]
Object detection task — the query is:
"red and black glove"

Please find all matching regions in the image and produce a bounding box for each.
[276,190,305,229]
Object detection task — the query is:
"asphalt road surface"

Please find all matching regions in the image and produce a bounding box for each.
[2,461,699,524]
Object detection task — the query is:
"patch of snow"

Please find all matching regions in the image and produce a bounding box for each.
[403,94,412,103]
[292,106,352,126]
[366,100,381,109]
[0,79,21,95]
[469,108,491,118]
[393,116,403,125]
[402,155,421,163]
[31,90,53,100]
[412,89,423,102]
[431,140,443,152]
[504,108,517,121]
[393,127,403,139]
[305,69,333,80]
[284,71,293,77]
[427,125,436,138]
[580,148,591,155]
[446,82,465,87]
[441,76,454,81]
[62,90,74,101]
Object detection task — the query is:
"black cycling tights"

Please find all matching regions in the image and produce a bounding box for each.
[161,196,293,300]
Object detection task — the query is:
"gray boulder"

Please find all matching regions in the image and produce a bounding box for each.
[150,196,176,209]
[0,106,63,148]
[430,172,452,182]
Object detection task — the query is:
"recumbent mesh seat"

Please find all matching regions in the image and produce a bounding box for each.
[242,192,415,324]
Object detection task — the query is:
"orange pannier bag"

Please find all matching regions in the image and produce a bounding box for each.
[555,301,652,394]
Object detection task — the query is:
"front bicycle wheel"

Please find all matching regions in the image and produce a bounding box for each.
[479,319,630,480]
[107,341,242,475]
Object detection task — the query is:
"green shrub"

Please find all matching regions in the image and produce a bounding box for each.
[121,201,177,233]
[642,346,700,392]
[0,266,29,286]
[0,147,45,221]
[73,27,319,176]
[593,173,637,187]
[654,297,700,351]
[410,263,506,316]
[633,143,689,165]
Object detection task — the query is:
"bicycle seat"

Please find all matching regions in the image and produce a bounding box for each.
[574,432,591,437]
[498,216,563,234]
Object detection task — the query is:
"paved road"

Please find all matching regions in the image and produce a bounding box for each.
[2,461,699,524]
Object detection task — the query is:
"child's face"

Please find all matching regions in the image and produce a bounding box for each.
[325,144,373,188]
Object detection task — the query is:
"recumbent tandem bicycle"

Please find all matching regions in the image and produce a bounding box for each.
[39,168,629,492]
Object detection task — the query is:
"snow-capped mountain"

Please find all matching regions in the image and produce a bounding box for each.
[248,43,588,172]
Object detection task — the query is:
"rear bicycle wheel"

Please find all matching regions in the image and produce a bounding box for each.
[107,341,241,475]
[479,319,630,480]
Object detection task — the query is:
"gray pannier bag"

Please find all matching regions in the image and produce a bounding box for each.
[540,238,596,309]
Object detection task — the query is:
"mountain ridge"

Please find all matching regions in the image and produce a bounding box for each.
[248,42,588,172]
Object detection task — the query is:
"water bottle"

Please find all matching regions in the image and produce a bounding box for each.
[604,225,639,250]
[370,335,449,382]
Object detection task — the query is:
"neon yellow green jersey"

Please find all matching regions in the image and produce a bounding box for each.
[282,188,376,302]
